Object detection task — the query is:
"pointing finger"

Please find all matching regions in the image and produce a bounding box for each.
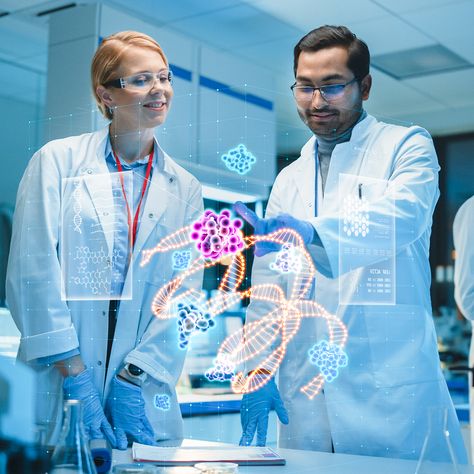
[233,201,259,228]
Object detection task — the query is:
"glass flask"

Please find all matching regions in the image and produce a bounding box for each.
[50,399,97,474]
[415,407,460,474]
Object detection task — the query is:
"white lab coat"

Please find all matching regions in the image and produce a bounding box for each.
[454,197,474,320]
[6,127,203,445]
[246,114,467,462]
[453,196,474,459]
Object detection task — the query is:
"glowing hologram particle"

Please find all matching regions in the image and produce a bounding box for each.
[205,357,235,382]
[190,209,244,260]
[270,243,302,274]
[141,225,349,400]
[342,195,370,237]
[221,144,257,175]
[172,250,192,270]
[177,301,215,349]
[308,340,348,382]
[153,393,171,411]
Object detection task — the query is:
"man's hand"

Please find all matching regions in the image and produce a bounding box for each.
[239,377,289,447]
[63,367,117,446]
[233,201,314,256]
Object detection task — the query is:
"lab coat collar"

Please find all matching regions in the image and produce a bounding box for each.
[295,112,376,173]
[85,126,176,255]
[293,112,376,218]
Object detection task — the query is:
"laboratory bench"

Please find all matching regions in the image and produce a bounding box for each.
[112,439,474,474]
[178,392,241,417]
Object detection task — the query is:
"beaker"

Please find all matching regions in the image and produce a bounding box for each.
[50,399,96,473]
[415,407,460,474]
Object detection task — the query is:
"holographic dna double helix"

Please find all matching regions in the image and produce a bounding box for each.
[141,211,348,400]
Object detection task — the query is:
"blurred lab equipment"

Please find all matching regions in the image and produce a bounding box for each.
[50,399,96,473]
[415,407,460,474]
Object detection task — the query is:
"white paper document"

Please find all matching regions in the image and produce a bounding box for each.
[132,443,286,466]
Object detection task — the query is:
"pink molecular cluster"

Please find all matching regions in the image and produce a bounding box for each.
[190,209,244,260]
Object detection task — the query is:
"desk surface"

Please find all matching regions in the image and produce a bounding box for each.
[113,439,474,474]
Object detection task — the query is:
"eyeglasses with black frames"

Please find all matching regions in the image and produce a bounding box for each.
[290,77,358,103]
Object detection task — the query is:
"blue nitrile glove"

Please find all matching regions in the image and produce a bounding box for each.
[239,378,289,447]
[63,367,116,446]
[233,201,315,257]
[105,375,157,450]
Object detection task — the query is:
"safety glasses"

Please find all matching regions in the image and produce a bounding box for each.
[290,77,357,103]
[104,70,173,91]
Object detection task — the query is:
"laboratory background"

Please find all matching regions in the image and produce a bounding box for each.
[1,0,474,473]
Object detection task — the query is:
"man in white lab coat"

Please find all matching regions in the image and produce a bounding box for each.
[453,196,474,459]
[235,25,467,463]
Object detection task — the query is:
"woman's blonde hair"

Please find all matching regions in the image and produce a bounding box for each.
[91,31,168,120]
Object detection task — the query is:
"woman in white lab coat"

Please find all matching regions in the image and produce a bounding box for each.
[6,31,203,448]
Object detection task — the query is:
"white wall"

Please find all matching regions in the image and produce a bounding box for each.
[0,95,43,207]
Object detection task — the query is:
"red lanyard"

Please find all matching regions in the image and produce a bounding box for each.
[112,148,154,247]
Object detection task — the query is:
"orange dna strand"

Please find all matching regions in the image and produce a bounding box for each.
[141,223,348,399]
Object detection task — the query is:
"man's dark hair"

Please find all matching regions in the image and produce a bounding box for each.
[294,25,370,80]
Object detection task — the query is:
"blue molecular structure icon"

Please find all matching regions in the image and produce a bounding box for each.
[205,357,235,383]
[308,340,348,382]
[153,393,171,411]
[270,243,302,274]
[172,250,192,271]
[221,144,257,175]
[177,302,215,349]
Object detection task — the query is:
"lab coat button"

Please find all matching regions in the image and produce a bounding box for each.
[97,360,102,366]
[148,213,154,219]
[169,177,174,183]
[87,169,93,174]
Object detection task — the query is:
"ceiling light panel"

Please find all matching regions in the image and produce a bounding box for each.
[401,1,474,63]
[372,44,471,79]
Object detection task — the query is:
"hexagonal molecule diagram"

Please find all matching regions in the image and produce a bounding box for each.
[270,243,302,274]
[221,144,257,175]
[308,340,348,382]
[153,393,171,411]
[205,356,235,383]
[172,250,192,271]
[177,301,215,349]
[342,194,370,237]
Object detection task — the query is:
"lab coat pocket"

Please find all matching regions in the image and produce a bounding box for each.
[365,304,441,388]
